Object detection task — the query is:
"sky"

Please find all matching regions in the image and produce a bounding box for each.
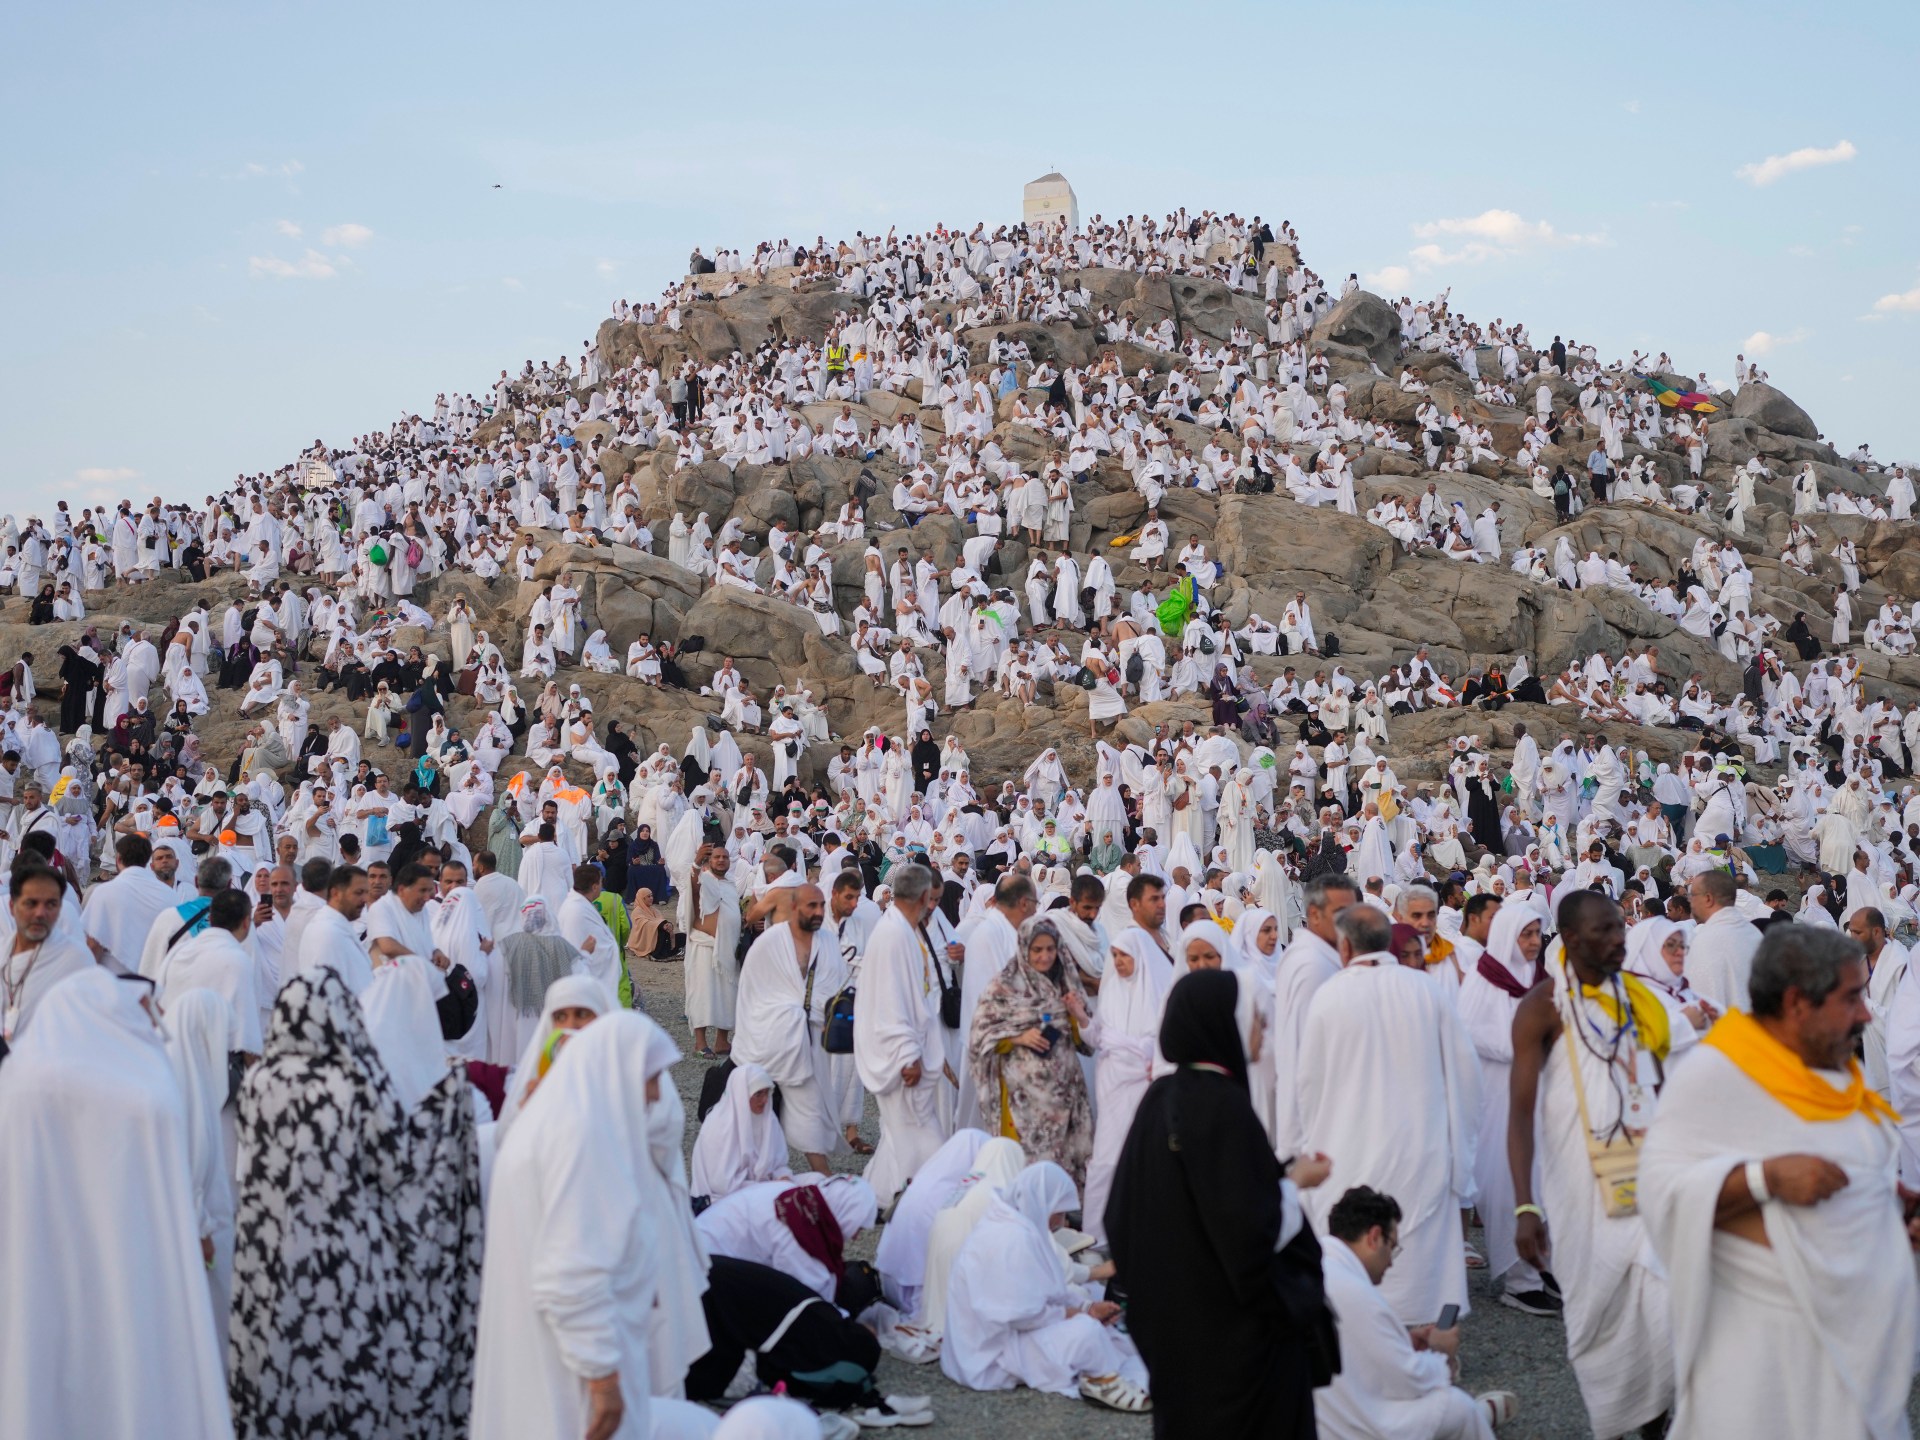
[4,1,1917,514]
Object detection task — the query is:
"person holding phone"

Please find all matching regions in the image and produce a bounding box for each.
[1317,1185,1520,1437]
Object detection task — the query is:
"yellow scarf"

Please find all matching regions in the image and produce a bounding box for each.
[1579,971,1674,1063]
[1703,1008,1899,1126]
[1547,939,1673,1063]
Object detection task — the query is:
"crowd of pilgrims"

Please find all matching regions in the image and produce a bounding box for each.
[5,204,1920,1438]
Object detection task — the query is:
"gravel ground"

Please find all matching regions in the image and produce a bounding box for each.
[636,956,1920,1438]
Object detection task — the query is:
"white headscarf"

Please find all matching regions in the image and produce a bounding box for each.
[495,972,616,1133]
[1176,918,1238,976]
[688,1061,791,1202]
[915,1136,1026,1333]
[358,954,450,1112]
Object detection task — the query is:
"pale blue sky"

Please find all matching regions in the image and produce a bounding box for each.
[4,2,1915,512]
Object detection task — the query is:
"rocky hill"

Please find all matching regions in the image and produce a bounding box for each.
[10,252,1916,823]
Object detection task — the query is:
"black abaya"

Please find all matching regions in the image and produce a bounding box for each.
[56,647,98,735]
[1465,775,1504,853]
[1107,971,1334,1438]
[911,731,940,793]
[686,1256,882,1407]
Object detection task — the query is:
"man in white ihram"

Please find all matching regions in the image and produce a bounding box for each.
[855,862,952,1209]
[1316,1184,1517,1437]
[732,881,846,1174]
[1683,869,1759,1015]
[1641,923,1919,1438]
[1296,902,1480,1326]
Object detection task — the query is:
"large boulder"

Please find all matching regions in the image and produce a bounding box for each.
[676,587,825,694]
[1215,494,1397,590]
[1732,382,1818,442]
[1311,291,1402,370]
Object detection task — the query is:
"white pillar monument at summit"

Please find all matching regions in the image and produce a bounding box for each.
[1023,172,1078,233]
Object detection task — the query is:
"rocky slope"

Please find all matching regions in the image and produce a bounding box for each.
[10,259,1915,815]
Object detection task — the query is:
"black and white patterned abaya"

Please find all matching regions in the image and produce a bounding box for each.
[228,969,482,1439]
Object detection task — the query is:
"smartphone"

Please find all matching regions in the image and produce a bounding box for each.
[1434,1304,1459,1331]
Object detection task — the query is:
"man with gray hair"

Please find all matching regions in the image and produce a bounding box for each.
[136,854,234,980]
[854,862,952,1208]
[1642,924,1915,1438]
[1273,874,1361,1158]
[1685,868,1758,1015]
[1296,885,1480,1327]
[1394,882,1461,994]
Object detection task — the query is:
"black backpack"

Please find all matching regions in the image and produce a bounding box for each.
[1322,632,1340,657]
[437,963,480,1041]
[1125,651,1145,686]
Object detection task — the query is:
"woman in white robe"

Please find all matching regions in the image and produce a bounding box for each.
[473,1011,705,1440]
[695,1176,878,1304]
[688,1062,792,1203]
[581,629,619,675]
[1083,920,1171,1243]
[911,1138,1027,1338]
[448,597,476,669]
[941,1162,1149,1406]
[0,969,233,1440]
[1229,906,1283,1146]
[874,1128,988,1322]
[1457,905,1548,1303]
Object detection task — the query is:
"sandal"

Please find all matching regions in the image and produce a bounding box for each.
[887,1327,941,1365]
[1476,1391,1520,1429]
[1463,1242,1487,1270]
[1078,1374,1152,1414]
[846,1136,875,1156]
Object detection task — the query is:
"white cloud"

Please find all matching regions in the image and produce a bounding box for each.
[1735,139,1856,187]
[1874,284,1920,314]
[227,160,303,181]
[273,219,302,238]
[501,276,524,290]
[1622,99,1640,114]
[59,468,144,506]
[249,249,337,280]
[1743,328,1809,356]
[1363,265,1411,291]
[595,258,618,276]
[321,222,372,248]
[1402,209,1605,267]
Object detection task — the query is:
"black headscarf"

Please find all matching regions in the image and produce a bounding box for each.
[1784,611,1821,661]
[1158,970,1247,1086]
[1108,965,1334,1435]
[1300,830,1348,882]
[911,728,940,791]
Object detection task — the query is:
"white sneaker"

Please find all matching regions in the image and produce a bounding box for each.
[850,1401,933,1428]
